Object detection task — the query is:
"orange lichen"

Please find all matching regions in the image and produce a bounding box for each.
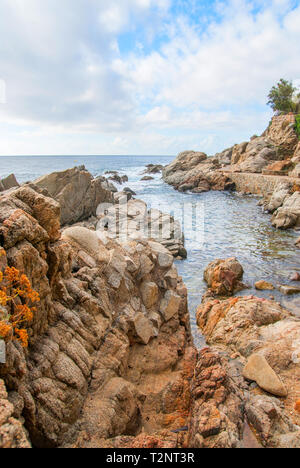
[292,183,300,193]
[295,400,300,414]
[0,251,39,348]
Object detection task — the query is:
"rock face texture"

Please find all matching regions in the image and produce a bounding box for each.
[0,185,195,448]
[163,115,300,196]
[34,166,114,226]
[95,197,187,259]
[195,258,300,448]
[203,257,245,296]
[0,174,19,193]
[0,379,31,448]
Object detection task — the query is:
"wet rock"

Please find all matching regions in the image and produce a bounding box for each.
[290,272,300,281]
[243,354,287,397]
[203,257,244,296]
[141,176,154,181]
[143,164,164,174]
[278,284,300,295]
[255,280,275,291]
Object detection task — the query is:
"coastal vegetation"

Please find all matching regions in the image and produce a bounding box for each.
[267,79,300,114]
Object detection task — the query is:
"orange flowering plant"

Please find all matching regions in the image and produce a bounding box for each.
[0,248,40,347]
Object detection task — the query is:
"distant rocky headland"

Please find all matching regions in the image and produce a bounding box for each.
[1,112,300,448]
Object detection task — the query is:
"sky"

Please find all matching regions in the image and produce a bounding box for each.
[0,0,300,156]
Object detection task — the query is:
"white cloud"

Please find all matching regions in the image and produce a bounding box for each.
[0,0,299,156]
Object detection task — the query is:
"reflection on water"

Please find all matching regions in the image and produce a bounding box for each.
[129,173,300,348]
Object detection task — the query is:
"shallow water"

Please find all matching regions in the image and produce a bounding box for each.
[1,155,300,347]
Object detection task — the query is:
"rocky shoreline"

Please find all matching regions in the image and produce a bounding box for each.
[1,112,300,448]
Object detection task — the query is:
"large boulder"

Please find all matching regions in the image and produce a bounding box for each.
[203,257,244,296]
[34,166,114,225]
[272,192,300,229]
[0,174,19,193]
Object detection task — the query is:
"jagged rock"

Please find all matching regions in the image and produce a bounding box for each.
[243,354,287,397]
[272,192,300,229]
[203,257,244,296]
[0,380,31,448]
[159,291,181,321]
[140,282,159,309]
[0,184,195,449]
[188,348,246,448]
[143,164,164,174]
[0,174,19,192]
[265,182,292,213]
[246,395,299,447]
[34,166,114,225]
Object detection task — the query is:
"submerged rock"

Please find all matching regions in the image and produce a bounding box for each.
[255,280,275,291]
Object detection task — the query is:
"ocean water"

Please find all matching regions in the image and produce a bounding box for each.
[1,155,300,347]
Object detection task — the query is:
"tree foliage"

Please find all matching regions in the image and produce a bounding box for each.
[0,248,39,347]
[267,79,300,114]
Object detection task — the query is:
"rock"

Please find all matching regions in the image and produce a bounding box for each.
[255,280,275,291]
[108,174,128,184]
[156,253,173,269]
[141,176,154,181]
[262,160,293,175]
[123,187,136,196]
[0,380,31,448]
[265,182,291,213]
[163,151,207,179]
[246,394,298,447]
[0,174,19,192]
[188,348,245,448]
[34,166,114,225]
[140,282,159,309]
[143,164,164,174]
[243,354,287,397]
[159,291,181,321]
[290,272,300,281]
[295,400,300,414]
[278,285,300,295]
[272,192,300,229]
[203,257,244,296]
[131,313,156,345]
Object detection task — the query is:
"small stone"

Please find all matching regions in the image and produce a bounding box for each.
[243,354,288,397]
[278,285,300,295]
[255,280,275,291]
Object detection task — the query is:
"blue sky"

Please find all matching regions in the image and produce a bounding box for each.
[0,0,300,156]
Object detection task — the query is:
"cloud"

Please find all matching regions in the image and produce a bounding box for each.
[0,0,299,155]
